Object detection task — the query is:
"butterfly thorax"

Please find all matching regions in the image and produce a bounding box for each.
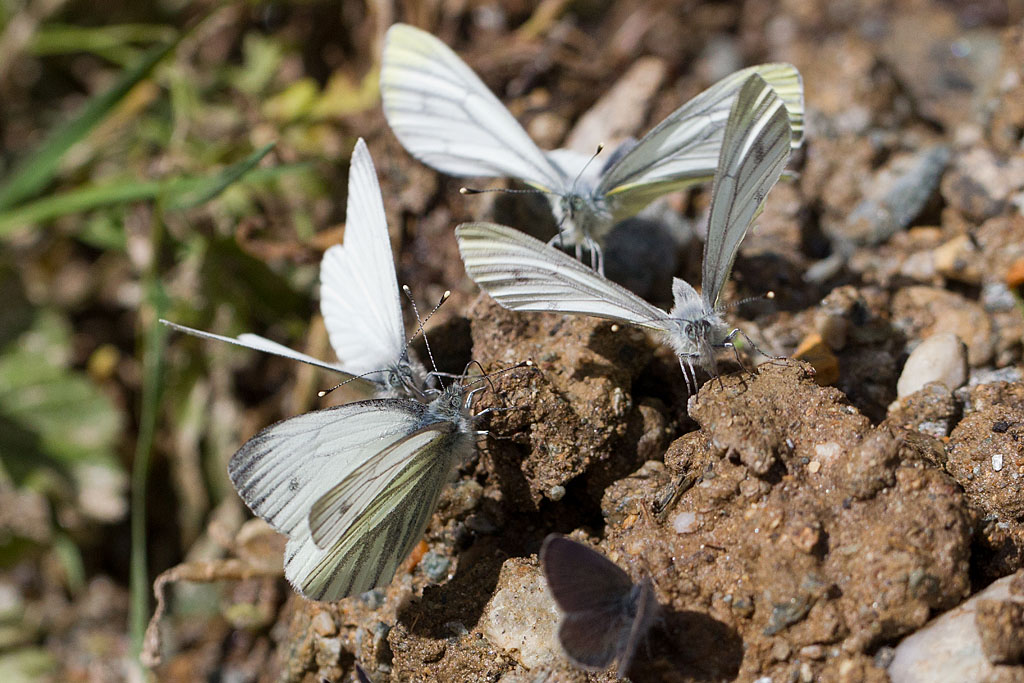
[551,190,614,247]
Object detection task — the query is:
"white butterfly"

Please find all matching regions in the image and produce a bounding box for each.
[381,22,804,272]
[230,375,483,601]
[456,74,792,392]
[161,138,428,399]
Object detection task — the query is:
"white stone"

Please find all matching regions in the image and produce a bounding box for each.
[673,511,698,534]
[992,453,1004,472]
[896,333,968,398]
[814,442,842,463]
[479,560,562,670]
[888,572,1024,682]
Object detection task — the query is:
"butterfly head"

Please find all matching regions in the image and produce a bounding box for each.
[433,379,472,419]
[380,354,431,400]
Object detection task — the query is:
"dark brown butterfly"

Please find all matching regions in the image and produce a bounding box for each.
[540,534,659,677]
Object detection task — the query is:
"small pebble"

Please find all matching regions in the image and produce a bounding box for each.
[800,644,825,660]
[420,552,451,582]
[896,333,968,398]
[808,460,822,474]
[770,640,792,661]
[992,454,1004,472]
[933,235,982,284]
[673,511,698,534]
[311,611,336,637]
[547,485,566,501]
[814,442,842,463]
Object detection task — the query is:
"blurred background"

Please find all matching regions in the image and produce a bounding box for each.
[1,0,1022,681]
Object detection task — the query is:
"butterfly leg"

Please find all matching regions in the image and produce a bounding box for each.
[473,405,518,418]
[723,328,787,368]
[678,357,696,396]
[465,385,488,410]
[586,236,605,276]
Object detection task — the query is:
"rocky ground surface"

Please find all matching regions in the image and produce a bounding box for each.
[151,3,1024,681]
[6,1,1024,682]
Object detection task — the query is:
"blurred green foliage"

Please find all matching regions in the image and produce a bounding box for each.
[0,4,384,668]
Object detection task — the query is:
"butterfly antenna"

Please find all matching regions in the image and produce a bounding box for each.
[718,290,775,313]
[459,186,552,196]
[402,284,447,375]
[464,359,534,389]
[570,143,604,192]
[316,368,391,398]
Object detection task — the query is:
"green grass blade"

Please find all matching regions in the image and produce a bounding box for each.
[129,279,169,658]
[163,142,276,210]
[0,161,309,238]
[0,40,177,212]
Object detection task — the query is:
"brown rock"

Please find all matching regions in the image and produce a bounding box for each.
[947,382,1024,520]
[975,599,1024,664]
[469,295,654,507]
[933,235,984,285]
[612,364,970,682]
[891,286,995,366]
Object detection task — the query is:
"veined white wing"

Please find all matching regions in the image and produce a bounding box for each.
[158,319,376,386]
[291,423,470,600]
[598,63,803,221]
[320,138,407,376]
[455,221,669,328]
[227,399,427,541]
[701,74,793,309]
[164,138,425,397]
[229,381,476,601]
[381,23,567,192]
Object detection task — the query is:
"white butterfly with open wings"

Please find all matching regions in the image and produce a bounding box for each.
[457,74,792,392]
[162,138,428,400]
[382,22,804,272]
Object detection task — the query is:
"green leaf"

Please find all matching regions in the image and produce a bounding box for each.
[0,312,122,476]
[0,40,177,212]
[130,278,169,658]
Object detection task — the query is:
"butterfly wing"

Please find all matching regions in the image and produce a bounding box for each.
[541,535,635,612]
[320,139,408,377]
[558,611,632,672]
[227,399,426,544]
[289,422,472,600]
[159,319,380,392]
[381,23,568,192]
[596,63,803,220]
[615,578,659,678]
[541,535,640,672]
[455,222,671,330]
[701,74,793,309]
